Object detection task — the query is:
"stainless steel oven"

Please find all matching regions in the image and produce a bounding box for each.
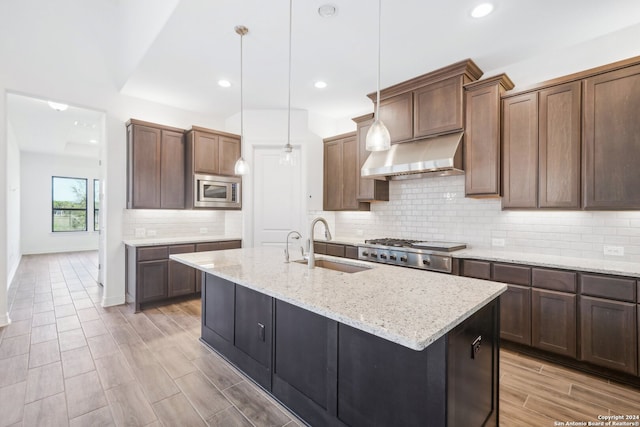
[194,174,241,209]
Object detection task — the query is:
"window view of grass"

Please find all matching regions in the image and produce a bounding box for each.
[52,177,87,232]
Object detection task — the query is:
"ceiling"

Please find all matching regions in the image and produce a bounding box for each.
[3,0,640,156]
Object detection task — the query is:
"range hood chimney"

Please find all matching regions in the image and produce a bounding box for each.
[361,132,464,180]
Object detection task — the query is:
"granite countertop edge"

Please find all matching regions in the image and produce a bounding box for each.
[123,235,242,247]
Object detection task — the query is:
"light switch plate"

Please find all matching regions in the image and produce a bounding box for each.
[135,228,145,238]
[147,229,157,237]
[604,245,624,256]
[200,227,208,234]
[492,238,505,247]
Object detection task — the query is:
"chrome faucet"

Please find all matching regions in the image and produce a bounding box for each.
[308,217,333,269]
[284,231,303,263]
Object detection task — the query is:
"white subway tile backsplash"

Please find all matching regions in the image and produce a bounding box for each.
[327,175,640,262]
[122,209,229,239]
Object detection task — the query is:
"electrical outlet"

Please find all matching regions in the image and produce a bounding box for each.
[604,245,624,256]
[135,228,145,238]
[356,229,364,237]
[147,229,157,237]
[200,227,208,234]
[492,238,505,247]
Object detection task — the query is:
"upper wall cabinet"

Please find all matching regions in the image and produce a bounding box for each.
[127,119,186,209]
[352,114,389,202]
[185,126,241,177]
[323,132,369,211]
[464,74,514,197]
[367,59,483,144]
[583,63,640,209]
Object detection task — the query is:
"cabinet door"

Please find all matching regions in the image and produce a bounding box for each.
[500,284,531,345]
[355,117,389,202]
[502,93,539,208]
[160,130,185,209]
[580,296,637,375]
[130,125,161,208]
[323,140,343,210]
[168,260,195,297]
[465,83,501,196]
[583,64,640,209]
[235,286,272,368]
[138,260,168,303]
[193,131,219,175]
[341,135,359,210]
[203,274,235,343]
[532,289,576,357]
[219,136,241,176]
[414,76,463,138]
[379,92,413,143]
[538,82,581,209]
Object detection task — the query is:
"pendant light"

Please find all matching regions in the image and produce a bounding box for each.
[234,25,250,175]
[279,0,295,166]
[365,0,391,152]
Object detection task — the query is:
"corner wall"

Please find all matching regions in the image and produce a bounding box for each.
[6,121,21,281]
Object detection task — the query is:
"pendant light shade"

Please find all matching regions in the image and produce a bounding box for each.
[365,0,391,152]
[279,0,296,166]
[234,25,250,175]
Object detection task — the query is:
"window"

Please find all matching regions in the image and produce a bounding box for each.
[52,177,87,232]
[94,179,100,231]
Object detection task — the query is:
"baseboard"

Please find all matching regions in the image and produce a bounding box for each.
[101,294,126,308]
[7,254,22,287]
[0,313,11,328]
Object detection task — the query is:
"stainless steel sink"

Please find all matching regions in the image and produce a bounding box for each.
[294,259,371,273]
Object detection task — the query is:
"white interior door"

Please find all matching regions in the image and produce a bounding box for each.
[253,146,303,248]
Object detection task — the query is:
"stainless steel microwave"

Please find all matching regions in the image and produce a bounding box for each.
[193,174,241,209]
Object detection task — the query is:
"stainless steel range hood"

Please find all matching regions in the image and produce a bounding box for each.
[361,132,464,180]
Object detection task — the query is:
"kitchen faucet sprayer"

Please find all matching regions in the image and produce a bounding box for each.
[308,217,332,269]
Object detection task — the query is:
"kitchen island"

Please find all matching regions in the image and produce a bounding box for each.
[171,247,507,427]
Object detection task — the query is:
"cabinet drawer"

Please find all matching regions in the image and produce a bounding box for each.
[196,242,219,252]
[461,260,491,280]
[493,263,531,286]
[345,245,358,260]
[314,242,327,255]
[326,243,345,257]
[169,244,195,255]
[137,246,168,262]
[217,240,242,250]
[580,274,636,302]
[532,268,576,292]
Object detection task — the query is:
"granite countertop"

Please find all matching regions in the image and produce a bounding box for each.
[321,236,640,278]
[170,247,507,351]
[455,248,640,278]
[123,235,242,247]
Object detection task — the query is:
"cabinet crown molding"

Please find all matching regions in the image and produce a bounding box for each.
[464,73,515,91]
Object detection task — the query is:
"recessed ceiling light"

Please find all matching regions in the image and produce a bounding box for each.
[318,4,338,18]
[218,80,231,88]
[471,3,494,18]
[314,81,328,89]
[48,101,68,111]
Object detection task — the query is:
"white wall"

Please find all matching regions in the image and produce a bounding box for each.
[332,175,640,263]
[6,121,21,281]
[1,81,9,326]
[20,152,100,254]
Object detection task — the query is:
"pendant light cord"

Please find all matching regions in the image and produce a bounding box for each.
[286,0,293,150]
[240,31,244,146]
[375,0,382,121]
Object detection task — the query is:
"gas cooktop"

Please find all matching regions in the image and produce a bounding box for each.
[357,238,467,273]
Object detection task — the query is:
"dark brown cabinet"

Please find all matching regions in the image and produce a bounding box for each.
[352,114,389,202]
[203,273,235,343]
[235,286,273,369]
[583,63,640,209]
[378,92,413,143]
[323,132,368,211]
[464,74,514,197]
[185,127,241,177]
[532,289,576,357]
[127,120,186,209]
[500,284,532,345]
[502,93,539,208]
[414,76,463,138]
[538,81,582,208]
[580,296,637,375]
[127,240,241,311]
[168,244,196,297]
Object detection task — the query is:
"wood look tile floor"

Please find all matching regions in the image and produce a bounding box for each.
[1,252,639,427]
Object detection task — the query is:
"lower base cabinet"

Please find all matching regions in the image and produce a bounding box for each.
[138,260,169,303]
[202,273,500,427]
[532,289,576,358]
[500,284,531,345]
[580,296,637,375]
